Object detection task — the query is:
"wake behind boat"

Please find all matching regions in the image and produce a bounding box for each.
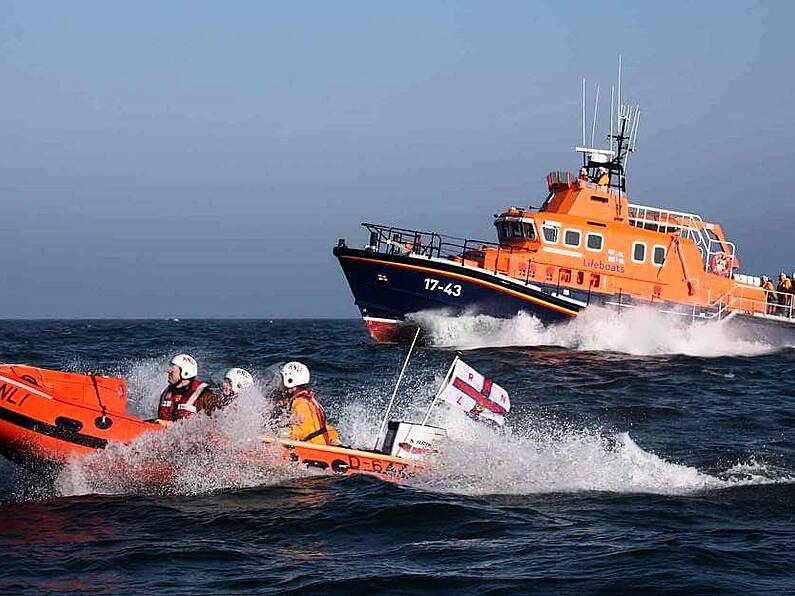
[334,68,795,345]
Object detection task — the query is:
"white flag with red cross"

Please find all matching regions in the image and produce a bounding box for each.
[437,358,511,426]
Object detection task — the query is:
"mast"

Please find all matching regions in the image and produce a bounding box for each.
[609,85,614,155]
[574,56,640,196]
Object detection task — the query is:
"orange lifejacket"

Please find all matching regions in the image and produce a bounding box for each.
[288,388,340,445]
[157,379,209,421]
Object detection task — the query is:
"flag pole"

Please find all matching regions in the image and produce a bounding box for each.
[421,356,458,426]
[374,326,422,450]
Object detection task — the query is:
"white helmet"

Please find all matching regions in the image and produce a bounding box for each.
[170,354,198,380]
[224,367,253,395]
[280,361,310,388]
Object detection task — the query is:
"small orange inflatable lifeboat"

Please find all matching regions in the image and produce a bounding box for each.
[0,364,425,482]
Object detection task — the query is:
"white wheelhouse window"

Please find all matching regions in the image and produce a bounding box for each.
[632,241,647,263]
[586,232,604,252]
[542,224,560,244]
[563,228,581,248]
[653,245,667,266]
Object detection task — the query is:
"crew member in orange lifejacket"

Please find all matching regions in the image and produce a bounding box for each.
[777,273,793,317]
[761,276,777,314]
[274,361,341,445]
[156,354,220,426]
[594,167,609,186]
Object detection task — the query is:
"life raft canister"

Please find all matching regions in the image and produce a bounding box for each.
[157,379,208,421]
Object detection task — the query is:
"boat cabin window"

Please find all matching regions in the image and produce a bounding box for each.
[523,222,537,241]
[495,220,536,243]
[586,232,603,251]
[542,224,559,244]
[563,229,581,248]
[632,241,647,263]
[653,245,666,266]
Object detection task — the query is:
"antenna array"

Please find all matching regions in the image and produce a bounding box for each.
[576,56,642,194]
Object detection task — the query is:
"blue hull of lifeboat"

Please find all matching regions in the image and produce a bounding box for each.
[333,246,583,342]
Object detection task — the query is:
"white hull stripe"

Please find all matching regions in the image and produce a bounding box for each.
[542,246,583,258]
[0,374,54,400]
[362,316,402,325]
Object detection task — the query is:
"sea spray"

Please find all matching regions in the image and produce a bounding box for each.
[412,407,793,496]
[56,378,303,497]
[412,306,775,357]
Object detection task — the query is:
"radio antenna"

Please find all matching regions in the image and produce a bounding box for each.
[590,84,600,147]
[631,107,641,150]
[617,55,622,126]
[609,85,615,154]
[581,78,587,148]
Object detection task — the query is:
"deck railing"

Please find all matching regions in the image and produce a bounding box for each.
[627,203,736,276]
[360,222,519,276]
[709,283,793,321]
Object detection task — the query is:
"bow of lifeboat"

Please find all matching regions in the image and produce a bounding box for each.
[0,364,157,469]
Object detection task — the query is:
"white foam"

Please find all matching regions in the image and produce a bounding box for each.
[412,306,776,357]
[410,407,793,496]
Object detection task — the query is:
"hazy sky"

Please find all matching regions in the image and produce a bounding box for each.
[1,1,793,318]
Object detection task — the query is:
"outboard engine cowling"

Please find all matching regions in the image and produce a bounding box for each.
[380,421,447,461]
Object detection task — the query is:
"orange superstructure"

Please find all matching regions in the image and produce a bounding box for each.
[469,172,764,316]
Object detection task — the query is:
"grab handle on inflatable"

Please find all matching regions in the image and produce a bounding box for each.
[55,417,83,434]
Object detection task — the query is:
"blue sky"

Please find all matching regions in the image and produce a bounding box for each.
[0,1,792,317]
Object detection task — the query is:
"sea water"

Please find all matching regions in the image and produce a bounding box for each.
[0,317,793,594]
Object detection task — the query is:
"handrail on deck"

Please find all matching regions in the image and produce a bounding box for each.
[360,222,502,264]
[627,203,736,276]
[708,283,793,321]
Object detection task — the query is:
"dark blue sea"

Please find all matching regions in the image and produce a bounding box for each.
[1,313,793,595]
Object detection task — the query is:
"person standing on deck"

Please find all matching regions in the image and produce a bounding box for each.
[776,273,793,316]
[789,272,795,318]
[761,276,777,315]
[594,167,610,186]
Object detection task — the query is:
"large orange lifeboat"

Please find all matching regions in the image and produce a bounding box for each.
[333,73,795,344]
